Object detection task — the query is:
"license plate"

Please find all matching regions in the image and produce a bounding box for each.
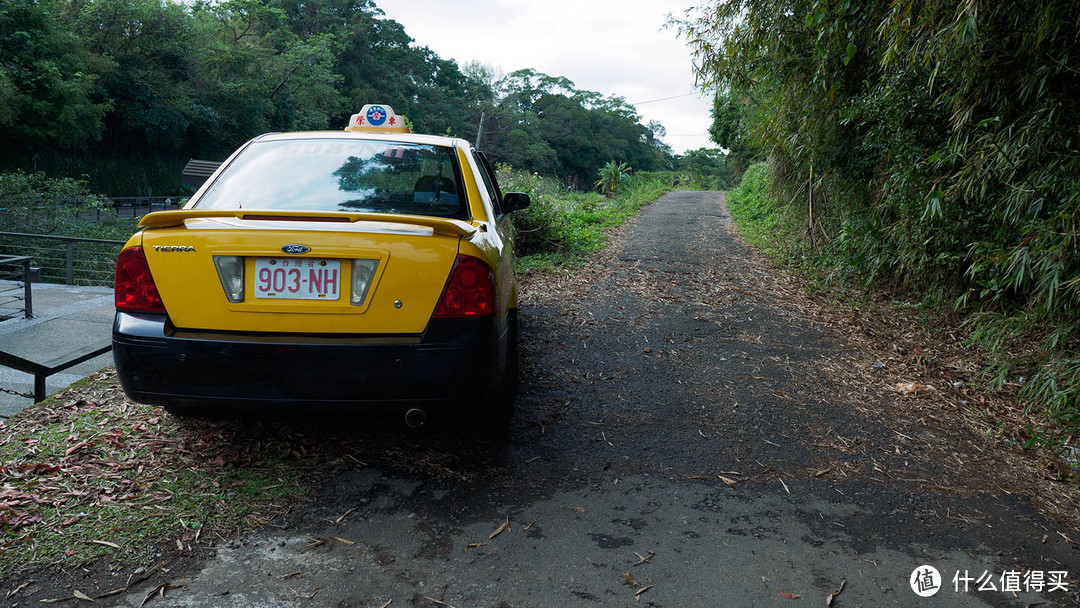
[254,258,341,300]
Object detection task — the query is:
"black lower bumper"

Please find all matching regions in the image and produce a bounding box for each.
[112,312,506,413]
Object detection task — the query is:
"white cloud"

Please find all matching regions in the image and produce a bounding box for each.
[375,0,715,154]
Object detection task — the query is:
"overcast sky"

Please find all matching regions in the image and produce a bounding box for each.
[374,0,715,154]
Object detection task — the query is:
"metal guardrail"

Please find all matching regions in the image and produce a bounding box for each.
[0,255,33,319]
[0,232,126,287]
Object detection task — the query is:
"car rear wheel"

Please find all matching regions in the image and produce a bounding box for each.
[477,308,518,431]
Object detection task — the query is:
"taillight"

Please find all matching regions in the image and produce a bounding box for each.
[433,254,496,318]
[115,246,166,313]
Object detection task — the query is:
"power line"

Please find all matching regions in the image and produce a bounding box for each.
[630,92,703,105]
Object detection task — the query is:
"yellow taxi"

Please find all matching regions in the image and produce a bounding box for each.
[112,105,529,427]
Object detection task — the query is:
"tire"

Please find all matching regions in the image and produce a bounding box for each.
[478,308,518,431]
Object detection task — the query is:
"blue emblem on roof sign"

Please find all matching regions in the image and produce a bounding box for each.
[366,105,387,126]
[281,244,310,255]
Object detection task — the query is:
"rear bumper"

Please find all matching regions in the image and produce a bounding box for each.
[112,312,505,412]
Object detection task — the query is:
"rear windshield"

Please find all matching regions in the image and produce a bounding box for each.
[195,139,466,218]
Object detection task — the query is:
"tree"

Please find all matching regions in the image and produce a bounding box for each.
[0,0,671,195]
[481,69,670,188]
[0,0,111,151]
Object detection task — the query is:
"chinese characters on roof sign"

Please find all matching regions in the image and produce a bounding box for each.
[345,104,410,134]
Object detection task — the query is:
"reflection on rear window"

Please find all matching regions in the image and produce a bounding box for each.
[195,139,465,218]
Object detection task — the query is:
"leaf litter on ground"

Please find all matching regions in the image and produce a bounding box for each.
[0,368,425,589]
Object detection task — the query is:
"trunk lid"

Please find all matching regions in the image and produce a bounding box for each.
[139,210,470,335]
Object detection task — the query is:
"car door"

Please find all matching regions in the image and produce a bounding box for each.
[473,150,517,257]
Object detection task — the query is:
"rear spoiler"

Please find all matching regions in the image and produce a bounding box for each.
[138,209,477,238]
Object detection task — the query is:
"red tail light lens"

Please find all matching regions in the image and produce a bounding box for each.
[115,246,166,313]
[433,254,496,318]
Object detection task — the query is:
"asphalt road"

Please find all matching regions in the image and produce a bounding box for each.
[96,191,1078,607]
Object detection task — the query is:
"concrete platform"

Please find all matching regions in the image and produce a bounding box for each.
[0,283,115,418]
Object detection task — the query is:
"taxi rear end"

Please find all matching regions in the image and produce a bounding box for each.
[112,105,524,424]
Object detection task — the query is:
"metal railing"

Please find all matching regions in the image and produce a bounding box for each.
[1,195,184,222]
[0,232,126,287]
[0,255,33,319]
[104,196,184,220]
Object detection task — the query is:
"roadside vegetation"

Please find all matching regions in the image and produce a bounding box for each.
[0,172,136,286]
[0,171,137,241]
[498,165,702,271]
[681,0,1080,448]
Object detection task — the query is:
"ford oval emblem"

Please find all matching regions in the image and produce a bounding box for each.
[281,244,310,255]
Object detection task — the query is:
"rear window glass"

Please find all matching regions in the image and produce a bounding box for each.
[195,139,465,218]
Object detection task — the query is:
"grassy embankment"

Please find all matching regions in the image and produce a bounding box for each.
[0,167,690,582]
[725,162,1079,455]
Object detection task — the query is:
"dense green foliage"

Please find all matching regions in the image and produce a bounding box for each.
[675,146,740,191]
[0,172,133,285]
[0,171,107,234]
[681,1,1080,430]
[0,0,674,194]
[479,69,670,188]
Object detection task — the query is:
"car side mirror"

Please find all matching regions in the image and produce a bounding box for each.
[503,192,531,212]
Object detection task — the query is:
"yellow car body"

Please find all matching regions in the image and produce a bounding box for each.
[112,106,529,425]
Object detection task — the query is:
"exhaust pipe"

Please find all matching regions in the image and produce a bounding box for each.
[404,407,428,429]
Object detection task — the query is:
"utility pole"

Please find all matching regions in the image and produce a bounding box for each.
[475,110,486,150]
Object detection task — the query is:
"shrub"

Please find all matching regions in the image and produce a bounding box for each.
[0,171,110,235]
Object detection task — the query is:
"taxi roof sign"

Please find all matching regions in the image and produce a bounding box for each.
[345,104,410,134]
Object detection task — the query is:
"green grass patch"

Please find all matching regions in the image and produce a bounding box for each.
[724,162,804,264]
[498,165,676,268]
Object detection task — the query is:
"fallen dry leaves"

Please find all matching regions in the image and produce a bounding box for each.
[894,382,936,396]
[631,550,655,566]
[697,201,1080,528]
[2,363,489,586]
[826,579,846,606]
[634,584,653,601]
[0,368,367,584]
[488,516,510,540]
[139,581,182,607]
